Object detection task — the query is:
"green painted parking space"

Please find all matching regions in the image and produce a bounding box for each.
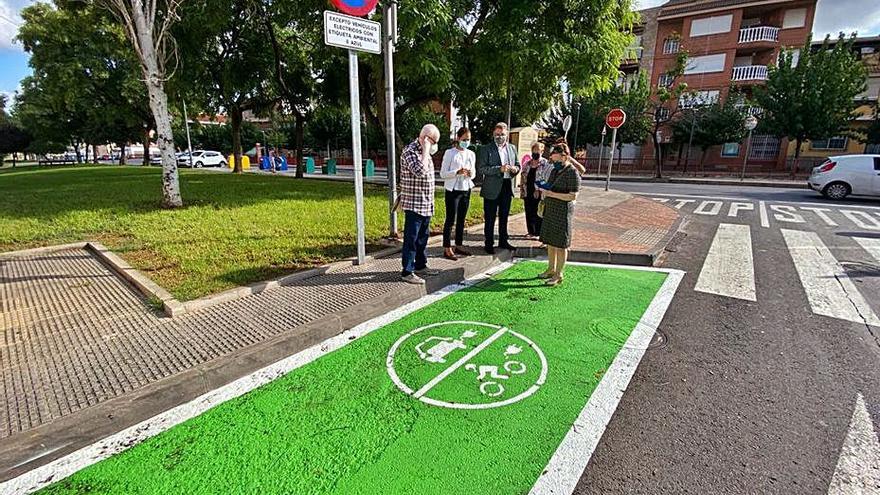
[36,262,671,494]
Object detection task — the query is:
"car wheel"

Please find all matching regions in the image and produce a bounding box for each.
[221,161,227,167]
[195,161,204,168]
[822,182,850,200]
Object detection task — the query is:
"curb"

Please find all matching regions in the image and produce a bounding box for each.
[582,176,808,189]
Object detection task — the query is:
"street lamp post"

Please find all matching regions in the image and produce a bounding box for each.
[597,126,607,177]
[741,115,758,181]
[183,100,193,169]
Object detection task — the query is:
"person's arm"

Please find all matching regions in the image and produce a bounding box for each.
[401,143,431,178]
[544,190,577,201]
[508,145,521,176]
[439,150,457,179]
[478,147,502,177]
[567,157,586,175]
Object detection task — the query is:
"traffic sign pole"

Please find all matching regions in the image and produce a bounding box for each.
[349,49,367,265]
[383,1,398,238]
[605,127,617,192]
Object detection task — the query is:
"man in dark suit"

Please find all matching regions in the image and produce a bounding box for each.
[478,122,521,254]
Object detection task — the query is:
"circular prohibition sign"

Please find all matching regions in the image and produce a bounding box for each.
[330,0,379,17]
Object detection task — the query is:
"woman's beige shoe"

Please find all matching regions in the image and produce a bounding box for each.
[545,276,563,287]
[537,270,555,279]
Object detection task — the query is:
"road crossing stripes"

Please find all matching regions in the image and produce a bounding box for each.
[852,236,880,264]
[781,230,879,326]
[694,224,756,301]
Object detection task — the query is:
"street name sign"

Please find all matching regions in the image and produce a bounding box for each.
[324,11,382,55]
[330,0,379,17]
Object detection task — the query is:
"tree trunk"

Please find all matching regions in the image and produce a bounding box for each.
[93,144,99,164]
[133,7,182,207]
[294,113,305,178]
[119,143,127,166]
[230,107,243,174]
[677,142,684,172]
[73,140,83,163]
[652,129,663,179]
[142,128,151,167]
[791,139,802,178]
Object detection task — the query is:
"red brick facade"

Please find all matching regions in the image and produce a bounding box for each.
[644,0,817,173]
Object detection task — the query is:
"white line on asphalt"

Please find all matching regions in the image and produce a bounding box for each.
[413,327,508,399]
[694,201,723,216]
[694,224,757,301]
[0,263,516,495]
[841,210,880,230]
[827,393,880,494]
[770,205,806,223]
[651,198,670,203]
[530,266,685,495]
[759,201,770,228]
[800,207,839,227]
[852,236,880,264]
[781,229,880,327]
[672,199,696,210]
[636,192,880,211]
[728,202,754,218]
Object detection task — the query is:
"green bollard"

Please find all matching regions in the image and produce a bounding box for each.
[325,158,337,175]
[363,159,375,178]
[304,156,316,174]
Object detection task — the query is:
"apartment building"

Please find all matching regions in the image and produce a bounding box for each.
[646,0,817,172]
[788,35,880,162]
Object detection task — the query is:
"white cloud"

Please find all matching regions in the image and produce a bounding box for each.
[633,0,880,37]
[0,0,23,51]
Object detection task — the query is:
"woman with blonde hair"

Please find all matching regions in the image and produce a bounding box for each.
[536,140,582,286]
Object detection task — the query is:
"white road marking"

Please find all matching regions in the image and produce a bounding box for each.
[782,229,880,327]
[694,224,757,301]
[759,201,770,228]
[801,207,839,227]
[770,205,806,223]
[673,199,696,210]
[842,210,880,231]
[827,394,880,495]
[412,327,508,399]
[530,267,685,495]
[636,192,880,211]
[651,198,670,203]
[852,236,880,264]
[694,201,723,216]
[728,202,754,218]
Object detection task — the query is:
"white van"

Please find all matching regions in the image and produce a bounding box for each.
[808,155,880,200]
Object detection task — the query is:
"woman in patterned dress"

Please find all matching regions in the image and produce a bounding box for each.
[537,141,582,286]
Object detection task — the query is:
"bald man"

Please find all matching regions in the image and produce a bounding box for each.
[399,124,442,285]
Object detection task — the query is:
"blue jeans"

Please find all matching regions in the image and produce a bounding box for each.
[402,210,431,276]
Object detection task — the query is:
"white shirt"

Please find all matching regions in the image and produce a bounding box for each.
[439,147,476,191]
[497,143,511,178]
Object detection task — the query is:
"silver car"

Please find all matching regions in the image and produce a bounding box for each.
[808,155,880,200]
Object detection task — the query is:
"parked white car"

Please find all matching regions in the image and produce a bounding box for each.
[178,150,227,168]
[808,155,880,200]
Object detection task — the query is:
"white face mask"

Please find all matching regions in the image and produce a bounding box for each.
[429,143,439,155]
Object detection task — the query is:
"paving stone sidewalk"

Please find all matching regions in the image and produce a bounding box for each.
[0,187,680,478]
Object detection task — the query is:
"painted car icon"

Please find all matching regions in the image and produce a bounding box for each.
[415,330,477,363]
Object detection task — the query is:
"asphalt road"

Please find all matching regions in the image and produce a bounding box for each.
[577,182,880,494]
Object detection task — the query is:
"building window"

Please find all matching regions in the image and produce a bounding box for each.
[679,90,720,108]
[663,38,680,54]
[868,143,880,154]
[749,135,781,160]
[782,8,807,29]
[658,73,675,87]
[685,54,727,75]
[722,143,741,157]
[811,137,848,150]
[690,14,733,37]
[656,107,671,121]
[777,48,801,67]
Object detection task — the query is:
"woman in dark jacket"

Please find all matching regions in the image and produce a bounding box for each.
[537,141,582,286]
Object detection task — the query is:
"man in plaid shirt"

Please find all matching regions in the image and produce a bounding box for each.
[399,124,441,284]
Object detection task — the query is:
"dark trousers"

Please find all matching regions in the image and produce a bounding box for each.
[443,189,471,247]
[401,210,431,276]
[524,195,543,236]
[484,179,513,248]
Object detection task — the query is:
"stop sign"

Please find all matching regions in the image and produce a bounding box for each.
[330,0,379,17]
[606,108,627,129]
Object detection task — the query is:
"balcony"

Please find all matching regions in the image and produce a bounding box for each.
[732,65,769,82]
[738,26,780,44]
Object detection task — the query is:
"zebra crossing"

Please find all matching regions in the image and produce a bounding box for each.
[686,219,880,327]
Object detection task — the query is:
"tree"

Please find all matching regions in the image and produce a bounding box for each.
[646,51,689,178]
[101,0,184,206]
[755,34,867,176]
[672,97,748,170]
[0,122,33,167]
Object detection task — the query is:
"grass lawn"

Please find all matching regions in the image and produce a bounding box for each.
[0,166,522,300]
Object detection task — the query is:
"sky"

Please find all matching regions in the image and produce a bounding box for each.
[1,0,880,101]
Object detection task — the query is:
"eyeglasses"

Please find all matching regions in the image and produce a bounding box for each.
[551,146,566,154]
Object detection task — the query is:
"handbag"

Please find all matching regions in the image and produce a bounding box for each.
[537,200,545,218]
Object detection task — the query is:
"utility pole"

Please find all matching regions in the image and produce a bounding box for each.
[183,100,193,169]
[383,0,398,237]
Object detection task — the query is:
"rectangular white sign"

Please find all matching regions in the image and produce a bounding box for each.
[324,11,382,55]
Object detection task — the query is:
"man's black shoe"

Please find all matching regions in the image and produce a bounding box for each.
[499,243,517,251]
[484,246,495,255]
